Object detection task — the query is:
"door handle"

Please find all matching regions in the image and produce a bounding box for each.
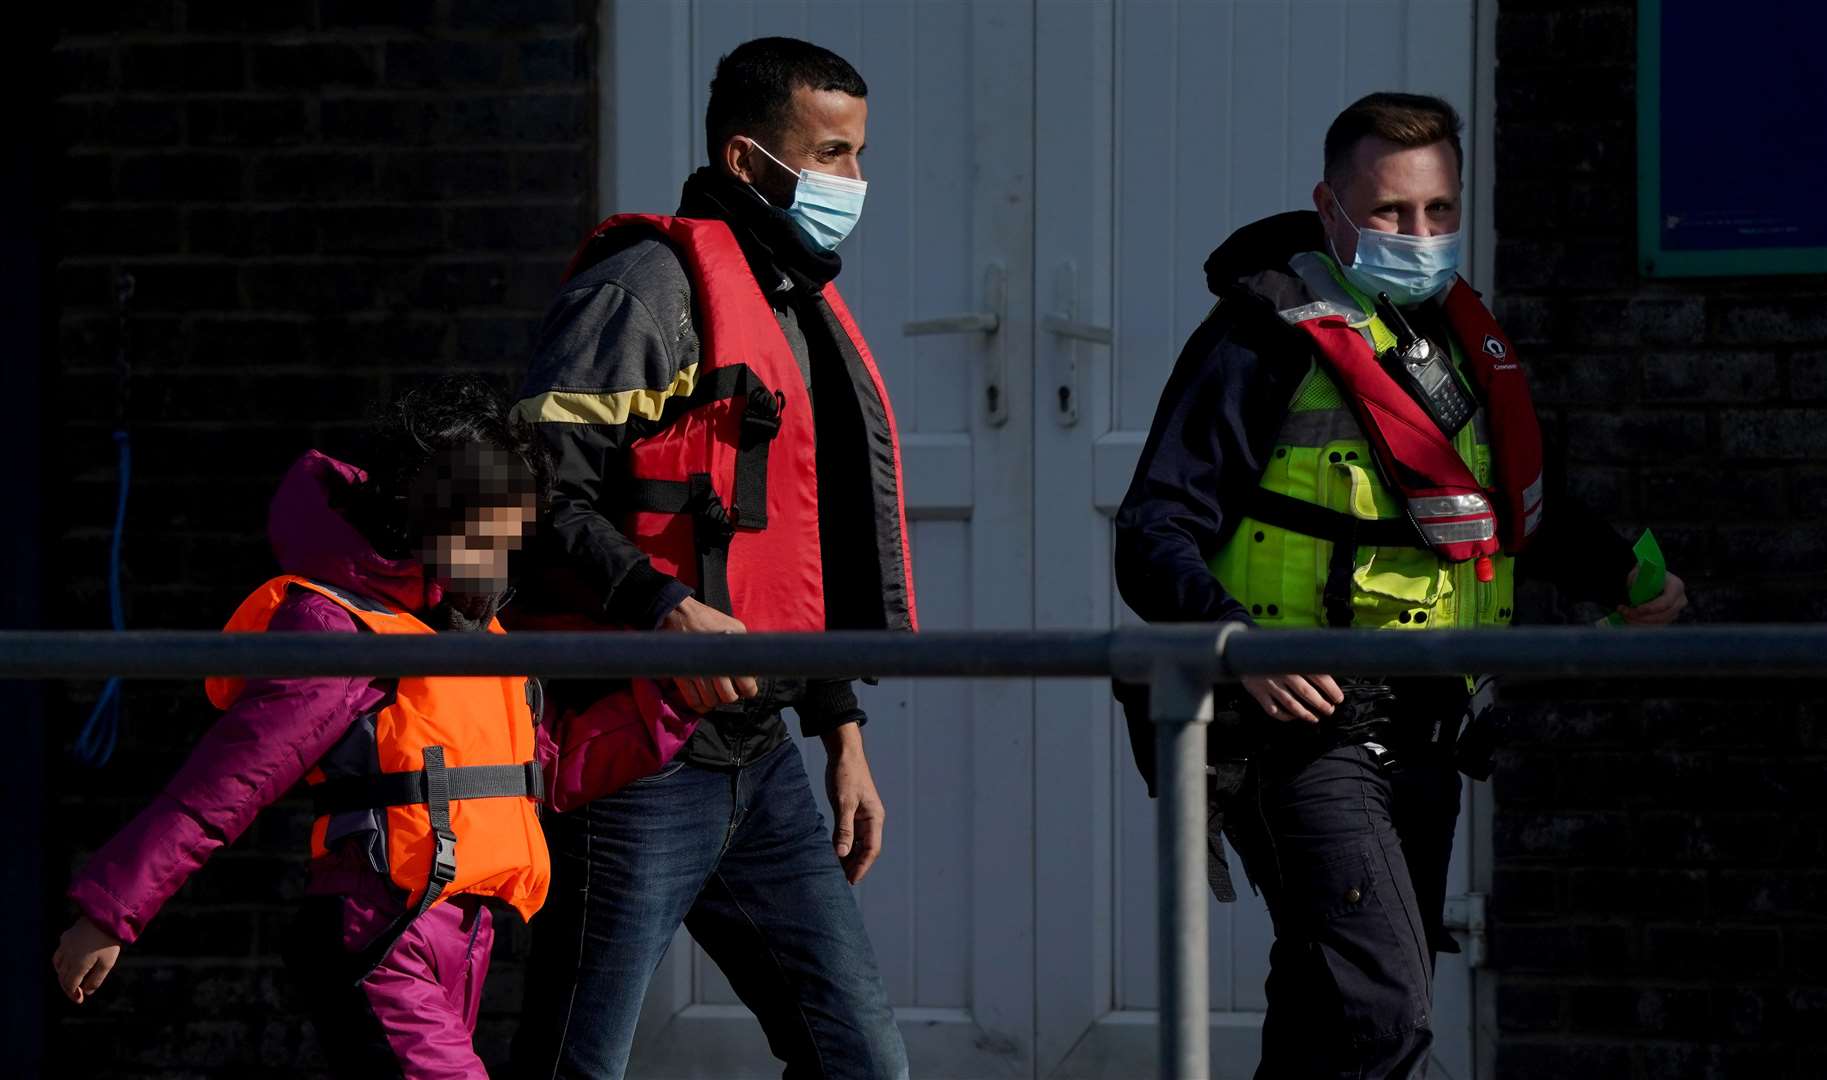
[1045,262,1112,427]
[1040,315,1112,345]
[902,262,1008,427]
[904,312,1000,335]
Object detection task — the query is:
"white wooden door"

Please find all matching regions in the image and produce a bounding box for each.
[1031,1,1486,1077]
[605,2,1039,1076]
[604,0,1488,1075]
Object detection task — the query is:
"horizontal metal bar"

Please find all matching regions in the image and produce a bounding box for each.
[0,629,1210,681]
[2,626,1826,681]
[1220,626,1827,679]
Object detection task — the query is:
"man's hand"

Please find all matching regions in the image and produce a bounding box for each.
[822,724,884,885]
[52,916,122,1005]
[659,596,761,712]
[1241,673,1344,724]
[1619,569,1688,626]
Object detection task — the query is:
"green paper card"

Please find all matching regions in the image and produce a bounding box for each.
[1602,530,1666,627]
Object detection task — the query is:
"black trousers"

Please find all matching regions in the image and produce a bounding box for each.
[1224,728,1463,1080]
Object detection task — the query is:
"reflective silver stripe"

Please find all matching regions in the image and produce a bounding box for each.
[1278,300,1362,326]
[1410,493,1492,519]
[1522,470,1544,510]
[1286,252,1382,353]
[1289,252,1363,311]
[1523,502,1545,535]
[1276,408,1364,447]
[1420,518,1496,544]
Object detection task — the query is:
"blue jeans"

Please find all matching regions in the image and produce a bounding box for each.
[513,740,908,1080]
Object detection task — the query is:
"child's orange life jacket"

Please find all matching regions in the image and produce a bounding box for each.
[206,576,550,945]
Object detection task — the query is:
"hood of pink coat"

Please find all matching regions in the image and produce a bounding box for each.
[267,450,438,612]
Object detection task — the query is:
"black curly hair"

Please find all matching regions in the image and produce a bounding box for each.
[341,376,551,560]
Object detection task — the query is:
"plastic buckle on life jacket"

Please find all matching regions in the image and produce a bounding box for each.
[741,387,786,443]
[687,476,736,546]
[430,827,458,886]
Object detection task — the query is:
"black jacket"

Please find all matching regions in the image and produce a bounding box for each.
[1112,212,1637,790]
[1115,210,1634,627]
[515,170,885,768]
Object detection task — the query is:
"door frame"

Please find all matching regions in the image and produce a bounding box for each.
[1468,0,1500,1075]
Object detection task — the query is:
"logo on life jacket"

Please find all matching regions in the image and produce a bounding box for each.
[1482,334,1507,359]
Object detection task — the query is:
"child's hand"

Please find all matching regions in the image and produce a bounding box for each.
[52,916,122,1004]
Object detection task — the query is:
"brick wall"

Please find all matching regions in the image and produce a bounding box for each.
[45,2,597,1074]
[1489,2,1827,1076]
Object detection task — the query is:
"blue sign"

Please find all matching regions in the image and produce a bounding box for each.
[1639,0,1827,275]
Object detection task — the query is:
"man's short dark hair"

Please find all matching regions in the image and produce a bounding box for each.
[1323,92,1463,186]
[704,36,867,161]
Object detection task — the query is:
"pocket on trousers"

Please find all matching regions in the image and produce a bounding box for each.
[1281,843,1381,926]
[1286,842,1431,1042]
[628,759,688,786]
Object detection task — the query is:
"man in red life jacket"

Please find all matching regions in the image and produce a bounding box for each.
[1114,94,1687,1077]
[510,37,914,1080]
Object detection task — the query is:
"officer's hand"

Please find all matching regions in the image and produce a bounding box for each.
[1242,673,1344,724]
[52,916,121,1005]
[659,597,761,711]
[1619,570,1688,626]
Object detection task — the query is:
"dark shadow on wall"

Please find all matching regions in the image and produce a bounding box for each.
[38,1,598,1074]
[4,6,53,1075]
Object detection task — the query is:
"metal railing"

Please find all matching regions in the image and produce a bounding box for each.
[5,624,1824,1078]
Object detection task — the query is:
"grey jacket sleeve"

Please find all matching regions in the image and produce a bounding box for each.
[515,259,698,626]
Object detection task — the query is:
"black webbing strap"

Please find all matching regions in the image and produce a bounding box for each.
[342,745,466,983]
[1245,489,1424,548]
[311,760,544,817]
[689,473,735,613]
[732,373,784,529]
[617,367,784,616]
[1245,489,1428,630]
[618,473,737,613]
[418,745,457,916]
[624,479,691,513]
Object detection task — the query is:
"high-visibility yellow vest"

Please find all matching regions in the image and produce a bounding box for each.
[1209,253,1517,631]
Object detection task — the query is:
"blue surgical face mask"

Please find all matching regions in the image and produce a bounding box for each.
[1328,189,1461,305]
[746,139,868,252]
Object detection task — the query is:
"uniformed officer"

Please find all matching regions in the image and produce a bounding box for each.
[1114,92,1686,1077]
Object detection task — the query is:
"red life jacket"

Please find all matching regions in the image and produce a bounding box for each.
[561,213,919,633]
[1292,276,1544,579]
[523,215,919,808]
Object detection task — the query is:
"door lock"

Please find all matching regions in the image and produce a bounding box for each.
[1044,261,1112,427]
[903,262,1009,427]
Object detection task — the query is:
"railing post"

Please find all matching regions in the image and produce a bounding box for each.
[1151,657,1216,1079]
